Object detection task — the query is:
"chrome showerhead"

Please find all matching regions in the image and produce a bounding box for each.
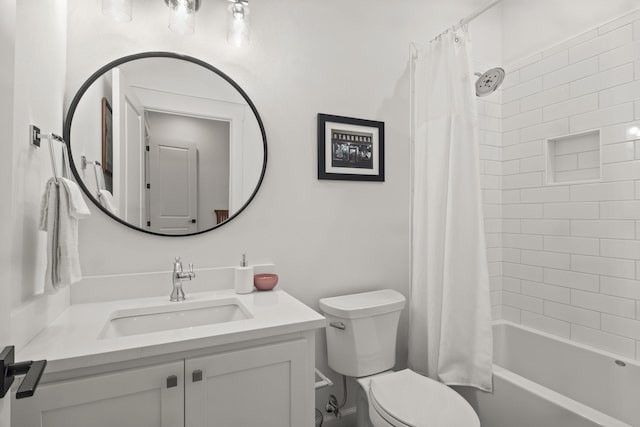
[474,67,505,97]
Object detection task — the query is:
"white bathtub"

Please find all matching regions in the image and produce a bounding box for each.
[454,321,640,427]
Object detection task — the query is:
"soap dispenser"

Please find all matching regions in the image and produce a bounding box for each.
[234,254,254,294]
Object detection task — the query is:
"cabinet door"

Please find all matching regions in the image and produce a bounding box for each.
[12,361,184,427]
[186,339,311,427]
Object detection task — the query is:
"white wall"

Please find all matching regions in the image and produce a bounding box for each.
[0,0,16,421]
[496,8,640,360]
[10,0,70,350]
[65,0,498,412]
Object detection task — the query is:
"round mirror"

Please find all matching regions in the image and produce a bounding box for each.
[64,52,267,236]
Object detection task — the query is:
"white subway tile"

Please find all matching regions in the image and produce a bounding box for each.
[600,121,640,145]
[543,94,598,122]
[544,236,599,256]
[636,182,640,199]
[553,134,599,155]
[484,218,502,233]
[602,160,640,181]
[502,276,521,292]
[636,60,640,79]
[571,324,636,358]
[490,277,503,291]
[503,77,543,103]
[482,189,502,205]
[501,70,521,90]
[570,25,633,63]
[544,57,599,89]
[544,301,600,328]
[521,280,571,303]
[570,103,635,133]
[636,100,640,120]
[484,101,502,119]
[602,314,640,340]
[571,289,636,318]
[578,151,600,169]
[601,276,640,300]
[544,29,598,58]
[571,220,635,239]
[480,145,501,161]
[570,63,634,97]
[503,291,543,314]
[488,261,502,277]
[570,181,635,201]
[554,168,600,183]
[490,290,502,306]
[503,262,543,282]
[571,254,636,279]
[521,219,571,236]
[485,233,501,248]
[521,119,569,143]
[479,115,501,132]
[601,239,640,259]
[503,172,544,189]
[634,19,640,41]
[484,204,501,219]
[502,305,521,323]
[492,305,502,321]
[502,189,521,204]
[599,40,640,71]
[598,9,640,35]
[503,110,543,132]
[521,85,570,112]
[521,186,570,203]
[502,233,544,250]
[502,100,520,118]
[519,155,546,173]
[503,130,520,146]
[522,311,571,338]
[507,53,544,73]
[503,140,543,161]
[600,79,640,108]
[503,247,521,263]
[502,204,544,219]
[502,219,521,233]
[483,131,501,147]
[544,202,599,219]
[521,250,570,269]
[502,160,520,176]
[483,160,502,175]
[481,174,501,189]
[602,142,635,164]
[520,51,569,81]
[554,153,578,172]
[544,268,599,292]
[600,200,640,219]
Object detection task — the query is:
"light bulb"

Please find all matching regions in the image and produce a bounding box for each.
[227,2,250,47]
[102,0,132,22]
[169,0,196,35]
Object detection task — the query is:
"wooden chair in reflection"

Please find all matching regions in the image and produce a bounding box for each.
[214,210,229,224]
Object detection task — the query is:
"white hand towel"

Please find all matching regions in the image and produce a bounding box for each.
[98,189,119,215]
[40,177,90,292]
[59,177,90,219]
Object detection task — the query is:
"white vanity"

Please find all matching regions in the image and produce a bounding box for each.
[12,290,325,427]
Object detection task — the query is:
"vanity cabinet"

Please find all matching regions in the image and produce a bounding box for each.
[12,338,314,427]
[12,361,184,427]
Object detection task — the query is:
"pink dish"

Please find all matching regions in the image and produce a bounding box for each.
[254,274,279,291]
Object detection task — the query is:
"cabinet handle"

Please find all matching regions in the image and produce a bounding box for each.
[166,375,178,388]
[192,370,203,382]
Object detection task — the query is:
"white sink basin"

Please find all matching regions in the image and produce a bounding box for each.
[99,298,251,339]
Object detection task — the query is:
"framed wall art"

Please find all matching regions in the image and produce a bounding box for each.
[317,113,384,181]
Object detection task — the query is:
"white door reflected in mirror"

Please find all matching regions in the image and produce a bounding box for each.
[66,54,266,236]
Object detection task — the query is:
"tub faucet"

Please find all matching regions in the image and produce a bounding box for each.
[171,257,195,302]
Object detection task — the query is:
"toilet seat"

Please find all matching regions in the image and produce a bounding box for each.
[368,369,480,427]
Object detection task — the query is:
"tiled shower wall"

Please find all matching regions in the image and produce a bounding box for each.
[492,9,640,360]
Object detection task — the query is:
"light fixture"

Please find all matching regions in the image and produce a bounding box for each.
[102,0,132,22]
[164,0,201,35]
[227,0,250,47]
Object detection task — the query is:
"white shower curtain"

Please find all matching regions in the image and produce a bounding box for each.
[408,27,493,392]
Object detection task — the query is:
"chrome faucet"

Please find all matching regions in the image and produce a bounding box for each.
[171,257,195,302]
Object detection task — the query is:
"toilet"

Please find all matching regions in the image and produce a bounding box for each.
[319,289,480,427]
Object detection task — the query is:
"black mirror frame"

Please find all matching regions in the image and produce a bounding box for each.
[64,52,268,237]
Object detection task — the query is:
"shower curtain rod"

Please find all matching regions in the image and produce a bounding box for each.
[431,0,502,41]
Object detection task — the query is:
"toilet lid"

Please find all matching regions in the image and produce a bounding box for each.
[369,370,479,427]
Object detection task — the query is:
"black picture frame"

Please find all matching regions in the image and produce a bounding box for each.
[317,113,384,181]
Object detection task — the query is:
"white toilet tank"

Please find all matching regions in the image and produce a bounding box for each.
[319,289,406,377]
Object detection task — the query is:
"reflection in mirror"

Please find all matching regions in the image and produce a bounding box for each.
[67,55,266,235]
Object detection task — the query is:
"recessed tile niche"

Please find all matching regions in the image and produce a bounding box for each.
[546,130,601,184]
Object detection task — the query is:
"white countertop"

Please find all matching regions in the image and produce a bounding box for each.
[18,289,325,374]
